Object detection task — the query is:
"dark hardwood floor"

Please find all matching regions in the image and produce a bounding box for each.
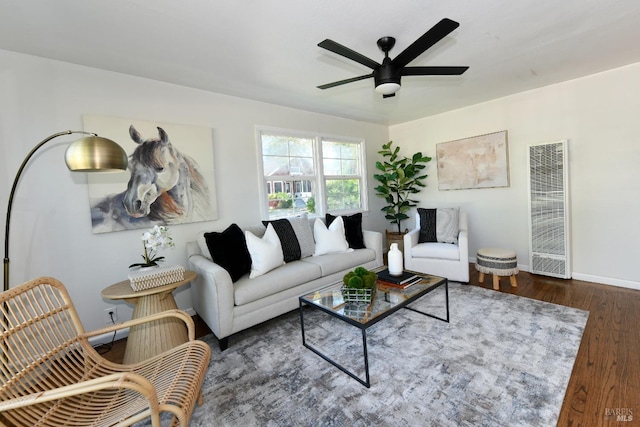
[101,267,640,426]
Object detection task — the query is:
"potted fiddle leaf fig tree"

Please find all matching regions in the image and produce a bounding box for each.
[374,140,432,250]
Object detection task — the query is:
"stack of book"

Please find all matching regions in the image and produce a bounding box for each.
[376,269,423,290]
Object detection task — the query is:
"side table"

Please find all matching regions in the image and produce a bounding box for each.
[101,270,196,364]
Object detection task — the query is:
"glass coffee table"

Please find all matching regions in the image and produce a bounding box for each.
[298,270,448,388]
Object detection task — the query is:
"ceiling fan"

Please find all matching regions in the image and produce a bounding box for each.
[317,18,469,98]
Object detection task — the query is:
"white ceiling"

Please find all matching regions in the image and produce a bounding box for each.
[2,1,640,125]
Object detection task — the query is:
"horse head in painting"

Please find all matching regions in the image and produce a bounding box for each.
[123,125,210,222]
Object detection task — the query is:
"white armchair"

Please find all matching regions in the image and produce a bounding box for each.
[404,211,469,282]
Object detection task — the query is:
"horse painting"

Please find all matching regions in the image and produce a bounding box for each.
[91,125,214,232]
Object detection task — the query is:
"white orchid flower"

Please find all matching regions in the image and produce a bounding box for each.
[129,225,175,269]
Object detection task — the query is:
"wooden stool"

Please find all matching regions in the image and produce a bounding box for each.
[476,247,519,290]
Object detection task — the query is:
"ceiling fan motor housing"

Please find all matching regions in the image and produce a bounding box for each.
[374,59,401,94]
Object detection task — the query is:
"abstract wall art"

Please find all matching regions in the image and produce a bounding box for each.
[436,130,509,190]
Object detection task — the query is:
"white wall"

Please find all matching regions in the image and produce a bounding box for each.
[2,49,638,337]
[0,50,390,332]
[390,63,640,290]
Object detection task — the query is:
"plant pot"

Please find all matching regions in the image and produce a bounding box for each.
[385,230,407,253]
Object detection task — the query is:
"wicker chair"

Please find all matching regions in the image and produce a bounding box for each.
[0,276,211,427]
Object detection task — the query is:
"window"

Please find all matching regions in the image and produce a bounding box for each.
[322,139,362,211]
[258,129,367,219]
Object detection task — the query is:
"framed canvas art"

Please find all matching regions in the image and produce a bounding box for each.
[436,130,509,190]
[83,115,218,233]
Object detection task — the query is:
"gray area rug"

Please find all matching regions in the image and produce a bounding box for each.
[143,284,589,426]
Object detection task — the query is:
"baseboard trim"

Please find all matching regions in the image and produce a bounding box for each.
[88,329,129,347]
[87,307,198,347]
[469,258,638,291]
[571,273,640,291]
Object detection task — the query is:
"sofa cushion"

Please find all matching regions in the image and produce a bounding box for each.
[326,212,366,249]
[301,248,376,276]
[245,224,284,278]
[263,213,315,262]
[203,224,251,282]
[234,260,322,305]
[313,217,350,256]
[412,242,461,261]
[418,207,460,244]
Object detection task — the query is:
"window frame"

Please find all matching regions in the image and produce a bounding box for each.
[256,126,368,220]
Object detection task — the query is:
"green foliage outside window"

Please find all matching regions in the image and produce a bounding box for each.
[306,197,316,213]
[268,192,293,209]
[326,179,361,211]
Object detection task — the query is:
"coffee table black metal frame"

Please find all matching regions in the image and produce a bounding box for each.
[298,273,448,388]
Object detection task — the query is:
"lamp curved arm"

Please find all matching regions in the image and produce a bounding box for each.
[3,131,95,292]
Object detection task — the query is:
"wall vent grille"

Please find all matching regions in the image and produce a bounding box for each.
[527,140,571,278]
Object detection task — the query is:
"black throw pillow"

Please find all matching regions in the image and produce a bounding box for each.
[204,223,251,282]
[326,213,366,249]
[262,218,301,263]
[417,208,437,243]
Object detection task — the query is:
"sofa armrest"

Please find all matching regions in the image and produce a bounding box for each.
[403,228,420,260]
[458,228,469,264]
[363,230,383,267]
[187,254,235,338]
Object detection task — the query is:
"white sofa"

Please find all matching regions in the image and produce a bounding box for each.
[404,211,469,283]
[187,223,383,350]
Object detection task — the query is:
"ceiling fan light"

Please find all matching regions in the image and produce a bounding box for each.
[375,82,400,95]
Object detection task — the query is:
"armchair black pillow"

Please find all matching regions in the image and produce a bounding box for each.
[417,207,460,244]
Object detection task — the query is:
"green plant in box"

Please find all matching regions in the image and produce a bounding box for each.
[343,266,377,292]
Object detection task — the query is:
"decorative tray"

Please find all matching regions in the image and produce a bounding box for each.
[128,265,185,291]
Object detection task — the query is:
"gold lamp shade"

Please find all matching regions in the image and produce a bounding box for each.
[64,136,128,172]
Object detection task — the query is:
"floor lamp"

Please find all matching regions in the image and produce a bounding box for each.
[3,130,129,292]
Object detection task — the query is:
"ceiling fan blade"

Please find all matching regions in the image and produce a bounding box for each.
[402,66,469,76]
[382,93,396,98]
[317,74,373,90]
[392,18,460,68]
[318,39,380,70]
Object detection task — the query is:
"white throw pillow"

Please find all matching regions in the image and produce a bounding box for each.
[245,223,284,278]
[313,216,351,256]
[436,207,460,244]
[196,231,212,260]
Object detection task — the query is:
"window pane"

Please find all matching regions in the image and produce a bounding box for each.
[323,158,358,176]
[322,141,342,158]
[289,138,313,157]
[263,155,289,176]
[325,179,361,211]
[323,158,341,175]
[340,143,358,159]
[322,140,360,176]
[341,159,357,175]
[290,157,314,175]
[266,179,316,219]
[262,133,314,177]
[262,135,288,156]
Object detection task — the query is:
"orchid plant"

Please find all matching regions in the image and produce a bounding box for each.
[129,225,175,268]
